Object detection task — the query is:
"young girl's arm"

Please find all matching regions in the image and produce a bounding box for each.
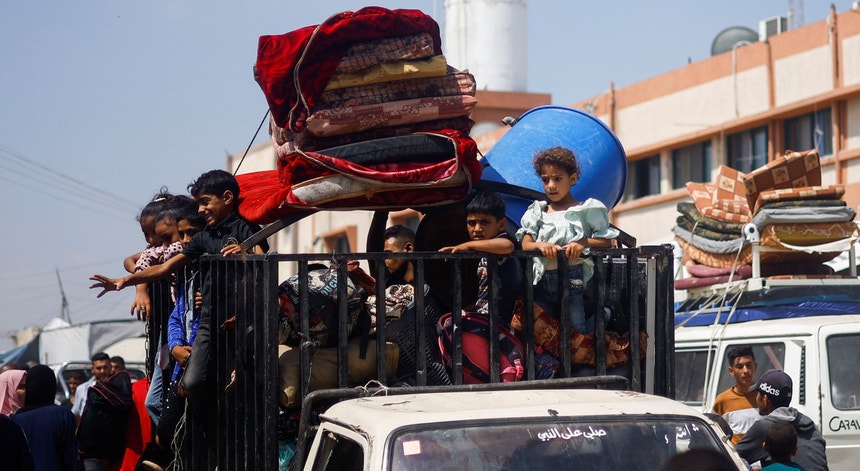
[562,237,613,259]
[90,253,190,297]
[131,284,151,320]
[123,252,142,274]
[521,234,561,259]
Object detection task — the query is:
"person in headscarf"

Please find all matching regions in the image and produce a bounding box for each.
[11,364,78,471]
[0,369,27,416]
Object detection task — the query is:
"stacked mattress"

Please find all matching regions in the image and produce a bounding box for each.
[240,7,481,224]
[674,149,858,289]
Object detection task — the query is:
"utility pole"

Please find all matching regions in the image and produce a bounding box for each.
[55,267,72,324]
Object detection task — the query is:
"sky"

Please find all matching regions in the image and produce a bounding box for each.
[0,0,845,352]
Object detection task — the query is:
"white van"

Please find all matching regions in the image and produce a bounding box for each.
[674,276,860,471]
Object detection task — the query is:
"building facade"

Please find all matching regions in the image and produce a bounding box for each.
[575,6,860,244]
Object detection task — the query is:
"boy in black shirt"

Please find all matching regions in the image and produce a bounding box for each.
[90,169,268,396]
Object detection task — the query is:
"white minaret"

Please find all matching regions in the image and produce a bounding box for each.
[444,0,528,92]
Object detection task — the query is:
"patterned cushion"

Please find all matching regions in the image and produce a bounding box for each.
[676,236,840,268]
[741,149,821,209]
[712,198,751,215]
[272,116,474,153]
[754,184,845,213]
[675,216,744,242]
[304,95,478,137]
[324,55,448,91]
[758,199,847,211]
[317,71,476,111]
[675,237,752,268]
[334,33,435,75]
[701,206,752,224]
[676,202,745,235]
[759,222,859,246]
[713,165,747,203]
[685,181,715,215]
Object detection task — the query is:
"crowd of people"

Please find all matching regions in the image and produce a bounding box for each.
[0,354,141,471]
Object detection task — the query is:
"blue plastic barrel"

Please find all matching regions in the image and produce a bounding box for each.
[482,106,628,213]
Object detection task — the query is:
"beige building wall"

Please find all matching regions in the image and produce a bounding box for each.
[568,8,860,245]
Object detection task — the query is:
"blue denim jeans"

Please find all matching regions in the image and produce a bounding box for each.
[534,265,592,334]
[144,344,164,426]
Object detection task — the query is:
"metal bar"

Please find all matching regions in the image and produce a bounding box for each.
[450,259,464,385]
[374,262,388,383]
[558,254,571,378]
[487,259,501,383]
[523,257,536,381]
[337,261,348,388]
[627,249,642,392]
[414,258,427,386]
[593,255,607,377]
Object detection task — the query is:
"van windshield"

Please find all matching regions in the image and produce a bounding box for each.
[389,417,727,471]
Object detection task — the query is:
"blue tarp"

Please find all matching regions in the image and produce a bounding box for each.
[0,338,39,368]
[675,300,860,326]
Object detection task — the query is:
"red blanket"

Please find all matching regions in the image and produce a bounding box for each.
[255,7,442,132]
[238,129,480,224]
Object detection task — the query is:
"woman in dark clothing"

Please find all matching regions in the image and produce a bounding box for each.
[11,364,78,471]
[0,414,34,471]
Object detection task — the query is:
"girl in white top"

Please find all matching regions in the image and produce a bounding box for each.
[516,147,618,333]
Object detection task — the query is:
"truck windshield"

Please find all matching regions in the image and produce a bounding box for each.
[390,417,726,471]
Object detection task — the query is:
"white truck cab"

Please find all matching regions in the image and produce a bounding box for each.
[302,381,746,471]
[675,277,860,470]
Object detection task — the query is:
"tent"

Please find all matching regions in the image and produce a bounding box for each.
[0,318,145,368]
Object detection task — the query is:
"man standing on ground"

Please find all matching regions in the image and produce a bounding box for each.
[712,346,759,444]
[70,352,112,422]
[76,352,133,471]
[736,369,828,470]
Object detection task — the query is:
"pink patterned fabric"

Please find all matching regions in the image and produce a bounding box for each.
[134,245,164,272]
[334,33,435,74]
[272,117,474,155]
[316,70,476,111]
[304,95,477,137]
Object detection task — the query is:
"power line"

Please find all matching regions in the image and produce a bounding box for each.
[0,144,141,211]
[0,173,132,223]
[0,160,134,219]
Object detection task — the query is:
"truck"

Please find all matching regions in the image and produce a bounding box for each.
[301,379,747,471]
[674,231,860,470]
[141,226,718,470]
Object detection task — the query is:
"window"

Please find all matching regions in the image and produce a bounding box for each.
[674,349,712,406]
[390,418,727,470]
[671,142,712,189]
[827,334,860,410]
[715,343,785,394]
[390,209,421,233]
[312,431,364,471]
[625,155,661,200]
[323,226,357,254]
[785,108,833,156]
[727,126,768,173]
